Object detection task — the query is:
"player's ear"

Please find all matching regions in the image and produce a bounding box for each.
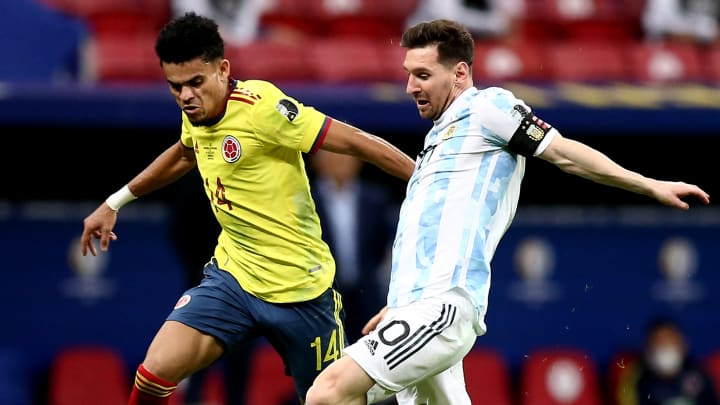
[219,58,231,81]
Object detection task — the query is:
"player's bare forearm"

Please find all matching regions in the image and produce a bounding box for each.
[539,135,710,209]
[358,133,415,181]
[320,120,414,181]
[127,140,197,197]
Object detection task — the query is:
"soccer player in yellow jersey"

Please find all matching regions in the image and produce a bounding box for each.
[79,12,415,405]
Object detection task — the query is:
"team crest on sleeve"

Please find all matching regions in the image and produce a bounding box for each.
[508,104,553,157]
[174,294,191,309]
[221,135,242,163]
[276,99,299,122]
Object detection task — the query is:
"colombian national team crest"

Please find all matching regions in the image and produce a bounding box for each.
[174,294,192,309]
[221,135,242,163]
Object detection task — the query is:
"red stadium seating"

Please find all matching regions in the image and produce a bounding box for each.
[227,40,315,83]
[245,343,297,405]
[49,346,129,405]
[309,38,386,83]
[519,0,642,42]
[704,350,720,395]
[40,0,169,38]
[260,0,329,38]
[463,348,514,405]
[554,0,639,41]
[377,40,409,84]
[473,40,551,83]
[86,33,165,83]
[547,41,629,82]
[702,45,720,83]
[326,0,418,41]
[625,41,705,84]
[606,350,639,405]
[519,348,602,405]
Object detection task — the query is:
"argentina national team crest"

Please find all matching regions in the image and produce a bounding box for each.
[276,98,299,122]
[221,135,242,163]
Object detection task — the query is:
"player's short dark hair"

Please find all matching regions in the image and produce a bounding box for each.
[401,19,474,68]
[155,12,224,64]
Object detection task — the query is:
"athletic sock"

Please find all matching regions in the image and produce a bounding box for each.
[128,364,177,405]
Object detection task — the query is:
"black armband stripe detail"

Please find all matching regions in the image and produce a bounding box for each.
[508,114,552,157]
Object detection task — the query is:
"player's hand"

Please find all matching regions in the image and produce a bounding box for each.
[361,306,389,335]
[80,203,119,256]
[653,180,710,210]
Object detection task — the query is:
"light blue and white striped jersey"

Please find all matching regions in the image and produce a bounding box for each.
[387,86,557,334]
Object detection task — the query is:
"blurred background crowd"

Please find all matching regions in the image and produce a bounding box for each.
[2,0,720,404]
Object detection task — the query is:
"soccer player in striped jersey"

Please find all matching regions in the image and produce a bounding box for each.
[305,19,710,405]
[79,12,415,405]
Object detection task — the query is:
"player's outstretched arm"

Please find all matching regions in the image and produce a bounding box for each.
[319,119,415,181]
[538,133,710,210]
[80,140,197,256]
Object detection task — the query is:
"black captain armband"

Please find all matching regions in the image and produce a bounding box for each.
[507,106,552,157]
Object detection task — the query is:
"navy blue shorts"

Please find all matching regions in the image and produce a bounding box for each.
[167,259,347,398]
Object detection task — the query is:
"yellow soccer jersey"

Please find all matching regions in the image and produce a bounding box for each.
[180,79,335,303]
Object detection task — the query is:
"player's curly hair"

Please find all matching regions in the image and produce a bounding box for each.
[401,19,474,68]
[155,12,224,65]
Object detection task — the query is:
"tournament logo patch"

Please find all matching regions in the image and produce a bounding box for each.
[276,99,299,122]
[221,135,242,163]
[174,294,192,309]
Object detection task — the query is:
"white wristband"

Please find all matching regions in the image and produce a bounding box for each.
[106,185,137,211]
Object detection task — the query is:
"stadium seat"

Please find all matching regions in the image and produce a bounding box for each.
[463,348,514,405]
[326,0,418,41]
[377,40,409,83]
[519,347,602,405]
[704,350,720,394]
[40,0,169,38]
[473,40,551,83]
[227,40,315,83]
[547,41,629,82]
[260,0,329,38]
[625,41,705,84]
[84,32,165,83]
[245,343,297,405]
[606,350,639,405]
[699,45,720,83]
[199,367,226,405]
[49,346,129,405]
[548,0,640,41]
[517,0,564,41]
[309,38,386,83]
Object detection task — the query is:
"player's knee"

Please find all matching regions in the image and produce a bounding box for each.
[132,364,178,398]
[305,381,340,405]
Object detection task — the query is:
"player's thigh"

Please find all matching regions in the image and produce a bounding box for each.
[142,320,225,382]
[345,289,478,395]
[396,361,471,405]
[261,288,347,398]
[167,260,257,349]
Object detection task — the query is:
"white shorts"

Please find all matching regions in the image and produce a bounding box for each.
[343,288,481,405]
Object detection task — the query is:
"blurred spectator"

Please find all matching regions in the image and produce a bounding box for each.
[618,317,720,405]
[642,0,719,44]
[405,0,525,40]
[171,0,303,45]
[310,150,398,342]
